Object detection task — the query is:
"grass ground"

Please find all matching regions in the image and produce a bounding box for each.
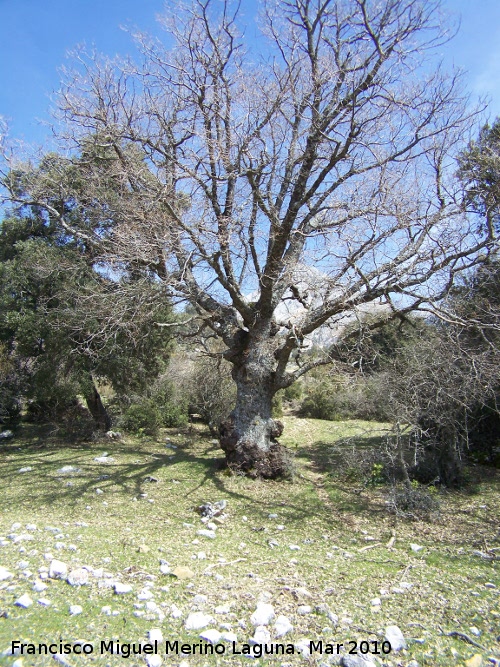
[0,417,499,667]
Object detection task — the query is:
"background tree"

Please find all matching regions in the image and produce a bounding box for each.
[2,0,494,476]
[458,118,500,234]
[0,209,173,430]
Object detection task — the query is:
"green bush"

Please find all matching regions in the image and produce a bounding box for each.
[299,376,390,422]
[121,400,161,435]
[161,401,189,427]
[283,382,302,402]
[387,483,440,520]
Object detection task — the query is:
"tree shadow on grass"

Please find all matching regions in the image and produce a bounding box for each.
[0,424,341,527]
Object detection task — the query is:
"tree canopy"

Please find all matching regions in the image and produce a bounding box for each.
[1,0,496,476]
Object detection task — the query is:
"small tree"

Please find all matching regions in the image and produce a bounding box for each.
[0,211,172,430]
[2,0,494,476]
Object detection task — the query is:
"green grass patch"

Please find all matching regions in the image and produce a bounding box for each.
[0,418,499,666]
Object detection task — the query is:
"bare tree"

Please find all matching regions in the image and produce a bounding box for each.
[2,0,495,477]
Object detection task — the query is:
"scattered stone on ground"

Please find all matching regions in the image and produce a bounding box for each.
[114,583,133,594]
[67,568,89,586]
[251,626,271,645]
[184,611,214,630]
[57,466,80,474]
[384,625,407,651]
[465,656,483,667]
[48,559,67,579]
[250,603,275,626]
[274,615,293,637]
[14,594,33,608]
[199,628,222,644]
[297,605,312,615]
[69,604,83,615]
[172,566,194,579]
[148,629,163,642]
[171,604,183,619]
[295,638,312,656]
[197,529,216,539]
[341,654,376,667]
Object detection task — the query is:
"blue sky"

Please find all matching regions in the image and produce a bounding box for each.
[1,0,500,147]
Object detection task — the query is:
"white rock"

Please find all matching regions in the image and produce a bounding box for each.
[215,603,231,614]
[250,626,271,645]
[0,566,13,581]
[341,655,376,666]
[410,543,424,552]
[114,583,133,594]
[138,589,154,600]
[171,604,183,619]
[295,638,313,655]
[38,598,51,606]
[15,594,33,608]
[385,625,407,651]
[274,615,293,637]
[289,544,300,551]
[101,606,112,615]
[48,559,68,579]
[145,656,162,667]
[370,597,381,606]
[469,626,481,636]
[400,582,413,590]
[199,629,221,644]
[221,631,238,643]
[197,551,207,560]
[25,524,37,531]
[197,529,216,539]
[18,467,32,473]
[297,605,312,615]
[193,594,207,605]
[250,603,275,626]
[257,590,272,603]
[159,564,171,575]
[33,580,47,592]
[149,629,163,642]
[94,456,114,463]
[69,604,83,615]
[185,612,214,630]
[57,466,79,474]
[67,568,89,586]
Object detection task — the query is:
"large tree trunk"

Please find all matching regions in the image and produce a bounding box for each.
[84,378,111,431]
[219,330,292,478]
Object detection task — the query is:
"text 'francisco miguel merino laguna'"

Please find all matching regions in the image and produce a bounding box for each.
[12,639,392,658]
